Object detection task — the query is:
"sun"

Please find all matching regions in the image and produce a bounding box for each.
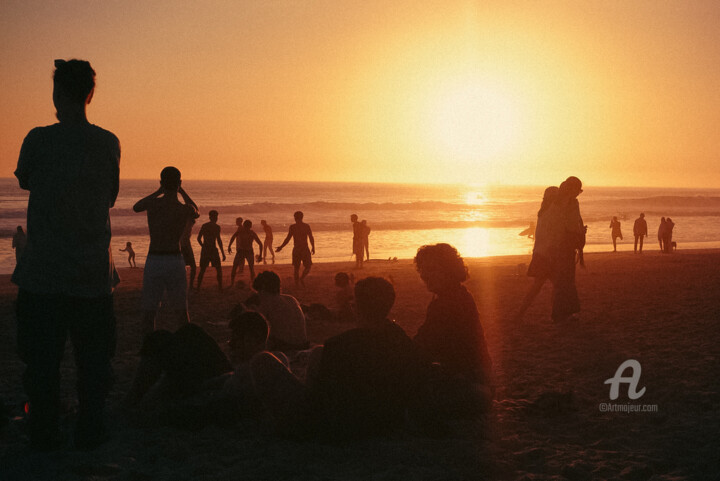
[426,78,524,167]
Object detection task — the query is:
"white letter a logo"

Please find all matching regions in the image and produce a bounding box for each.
[604,359,646,400]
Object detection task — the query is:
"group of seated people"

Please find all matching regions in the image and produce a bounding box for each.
[124,243,493,440]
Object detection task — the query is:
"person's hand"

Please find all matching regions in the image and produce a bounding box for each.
[276,246,282,253]
[222,252,226,261]
[228,246,232,254]
[311,247,315,255]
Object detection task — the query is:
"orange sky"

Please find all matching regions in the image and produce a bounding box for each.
[1,0,720,187]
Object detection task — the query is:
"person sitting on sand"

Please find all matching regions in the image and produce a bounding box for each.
[125,323,232,414]
[276,211,315,286]
[197,210,226,290]
[609,216,623,252]
[134,167,200,335]
[260,220,275,263]
[119,241,137,268]
[333,272,356,323]
[244,271,308,351]
[229,219,263,286]
[413,244,493,386]
[248,276,422,439]
[515,186,558,321]
[633,213,648,254]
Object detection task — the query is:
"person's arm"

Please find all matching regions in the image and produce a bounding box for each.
[197,226,205,248]
[253,232,263,255]
[276,227,292,252]
[228,230,237,254]
[179,187,200,219]
[15,128,41,191]
[217,228,226,260]
[133,187,163,212]
[110,137,121,208]
[309,226,315,255]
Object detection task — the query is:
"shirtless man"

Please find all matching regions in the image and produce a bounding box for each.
[196,210,226,290]
[260,219,275,263]
[229,219,263,285]
[133,166,199,334]
[276,211,315,286]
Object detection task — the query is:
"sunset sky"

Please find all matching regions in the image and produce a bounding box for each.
[1,0,720,187]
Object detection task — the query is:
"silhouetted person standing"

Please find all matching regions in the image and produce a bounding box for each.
[609,216,622,252]
[361,220,371,261]
[350,214,364,268]
[546,176,585,322]
[658,217,667,252]
[119,241,137,267]
[197,210,226,290]
[633,213,648,254]
[664,217,675,253]
[133,167,199,335]
[12,59,120,450]
[276,211,315,286]
[12,226,27,265]
[229,219,263,285]
[261,219,275,263]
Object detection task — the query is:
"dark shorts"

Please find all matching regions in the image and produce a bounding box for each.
[200,248,221,268]
[234,249,255,265]
[292,247,312,267]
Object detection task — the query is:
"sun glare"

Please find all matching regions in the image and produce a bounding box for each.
[427,79,524,166]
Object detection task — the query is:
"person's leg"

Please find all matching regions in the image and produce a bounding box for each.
[231,255,240,287]
[188,262,196,288]
[551,249,580,322]
[16,290,67,450]
[612,237,617,252]
[634,235,638,253]
[247,253,256,280]
[216,266,224,291]
[68,294,116,448]
[639,235,644,253]
[197,254,209,289]
[514,277,547,321]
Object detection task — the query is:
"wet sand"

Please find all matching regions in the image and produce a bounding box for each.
[1,249,719,480]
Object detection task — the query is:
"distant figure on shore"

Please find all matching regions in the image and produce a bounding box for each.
[12,226,27,264]
[229,219,263,285]
[361,220,371,260]
[515,186,558,321]
[181,218,197,288]
[260,220,275,263]
[664,217,675,253]
[197,210,226,290]
[133,166,199,334]
[350,214,364,268]
[245,271,308,351]
[609,216,623,252]
[414,244,493,386]
[276,211,315,286]
[119,241,137,268]
[633,213,648,254]
[546,176,585,323]
[518,222,536,239]
[12,59,120,450]
[658,217,667,252]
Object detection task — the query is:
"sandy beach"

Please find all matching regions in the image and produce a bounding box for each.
[1,249,719,480]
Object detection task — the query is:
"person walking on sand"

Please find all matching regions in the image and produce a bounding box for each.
[361,220,371,261]
[276,211,315,286]
[545,176,585,323]
[609,216,623,252]
[633,213,648,254]
[196,210,226,290]
[12,226,27,265]
[12,59,120,450]
[229,219,263,285]
[133,167,199,334]
[514,186,558,322]
[351,214,364,268]
[658,217,667,252]
[181,218,197,288]
[119,241,137,267]
[664,217,675,253]
[261,219,275,263]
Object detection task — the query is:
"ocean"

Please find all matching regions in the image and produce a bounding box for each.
[2,178,720,274]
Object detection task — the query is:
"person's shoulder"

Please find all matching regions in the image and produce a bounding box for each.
[89,124,120,144]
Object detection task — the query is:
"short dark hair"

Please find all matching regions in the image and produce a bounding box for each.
[355,277,395,319]
[294,211,304,220]
[243,219,252,229]
[253,270,281,294]
[209,210,219,219]
[160,166,181,190]
[229,311,269,344]
[54,59,95,104]
[414,243,468,284]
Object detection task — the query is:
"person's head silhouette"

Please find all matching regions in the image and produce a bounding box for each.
[160,166,181,193]
[294,211,304,223]
[354,277,395,326]
[53,59,96,122]
[209,210,219,223]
